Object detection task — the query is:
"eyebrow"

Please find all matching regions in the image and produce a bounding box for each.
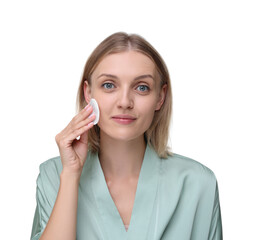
[97,73,155,81]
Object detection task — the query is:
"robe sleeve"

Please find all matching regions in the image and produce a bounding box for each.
[208,180,223,240]
[30,165,54,240]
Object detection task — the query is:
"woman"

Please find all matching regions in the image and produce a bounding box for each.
[31,32,223,240]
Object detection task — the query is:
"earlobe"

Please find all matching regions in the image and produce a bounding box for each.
[155,84,167,111]
[84,80,92,104]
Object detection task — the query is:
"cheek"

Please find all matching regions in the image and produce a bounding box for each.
[143,107,156,122]
[138,99,157,122]
[94,96,113,125]
[92,90,109,110]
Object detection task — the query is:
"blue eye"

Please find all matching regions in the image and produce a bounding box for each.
[102,83,115,89]
[137,85,149,92]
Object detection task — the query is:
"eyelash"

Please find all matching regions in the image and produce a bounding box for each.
[101,82,150,92]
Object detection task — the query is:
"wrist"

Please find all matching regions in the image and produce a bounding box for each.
[60,169,81,185]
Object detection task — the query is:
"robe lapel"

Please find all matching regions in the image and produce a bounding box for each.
[90,143,160,240]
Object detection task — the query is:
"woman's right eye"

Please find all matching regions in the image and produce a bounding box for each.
[102,82,115,89]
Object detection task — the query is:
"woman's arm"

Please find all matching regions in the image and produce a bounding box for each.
[39,171,80,240]
[31,103,96,239]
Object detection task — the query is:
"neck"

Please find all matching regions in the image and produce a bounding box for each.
[98,133,146,181]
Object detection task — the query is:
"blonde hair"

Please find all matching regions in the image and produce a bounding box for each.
[76,32,173,158]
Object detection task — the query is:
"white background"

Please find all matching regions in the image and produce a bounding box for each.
[0,0,254,239]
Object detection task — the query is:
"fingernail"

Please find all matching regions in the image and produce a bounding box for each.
[84,104,90,110]
[86,105,92,111]
[88,113,95,118]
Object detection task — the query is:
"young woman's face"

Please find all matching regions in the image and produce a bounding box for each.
[84,50,166,142]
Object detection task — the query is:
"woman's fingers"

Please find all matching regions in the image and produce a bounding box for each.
[73,104,93,124]
[74,112,96,131]
[69,115,96,141]
[55,104,95,148]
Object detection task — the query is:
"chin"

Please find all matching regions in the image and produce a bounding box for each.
[101,128,145,142]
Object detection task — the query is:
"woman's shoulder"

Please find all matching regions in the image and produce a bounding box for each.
[39,156,62,175]
[36,156,62,190]
[161,152,218,185]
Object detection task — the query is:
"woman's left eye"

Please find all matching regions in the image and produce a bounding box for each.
[136,85,149,92]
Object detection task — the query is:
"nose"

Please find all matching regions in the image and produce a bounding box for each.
[117,87,134,109]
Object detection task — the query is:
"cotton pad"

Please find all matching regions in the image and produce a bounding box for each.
[89,98,100,125]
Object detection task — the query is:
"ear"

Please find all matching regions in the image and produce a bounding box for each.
[155,83,167,111]
[83,80,92,104]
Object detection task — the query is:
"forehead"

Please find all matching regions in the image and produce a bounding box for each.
[92,51,156,78]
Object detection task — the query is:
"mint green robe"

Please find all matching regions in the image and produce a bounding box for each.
[31,144,223,239]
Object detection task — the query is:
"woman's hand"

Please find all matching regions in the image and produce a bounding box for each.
[55,104,96,178]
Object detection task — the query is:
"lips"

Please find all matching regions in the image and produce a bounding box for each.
[111,114,137,124]
[112,114,137,120]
